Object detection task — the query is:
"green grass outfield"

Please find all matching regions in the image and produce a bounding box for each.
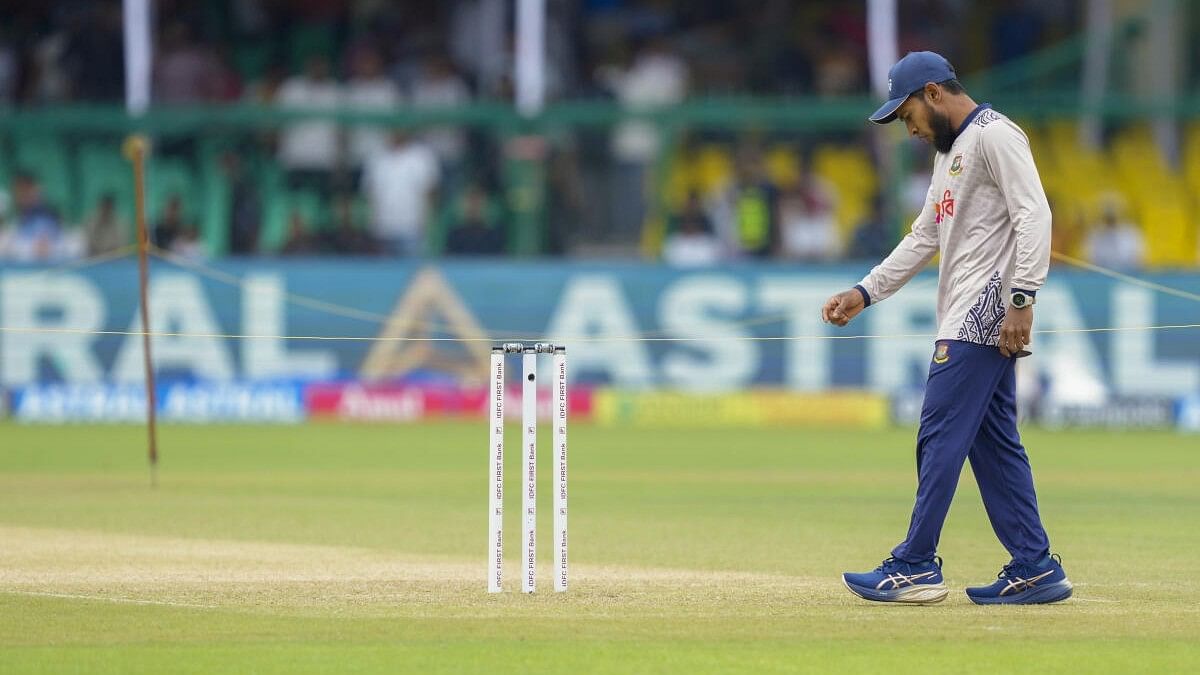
[0,422,1197,674]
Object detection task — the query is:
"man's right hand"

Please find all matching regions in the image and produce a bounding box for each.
[821,288,867,327]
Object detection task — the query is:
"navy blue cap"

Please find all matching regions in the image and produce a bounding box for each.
[869,51,957,124]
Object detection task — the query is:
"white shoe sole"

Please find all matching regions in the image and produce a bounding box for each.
[843,577,949,605]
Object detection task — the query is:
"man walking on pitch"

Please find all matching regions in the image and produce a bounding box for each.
[822,52,1072,605]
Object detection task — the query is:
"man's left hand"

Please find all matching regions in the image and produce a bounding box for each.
[998,306,1033,358]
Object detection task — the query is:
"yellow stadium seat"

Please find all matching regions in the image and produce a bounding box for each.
[812,146,875,242]
[764,146,800,186]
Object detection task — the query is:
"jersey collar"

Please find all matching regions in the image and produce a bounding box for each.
[956,103,992,137]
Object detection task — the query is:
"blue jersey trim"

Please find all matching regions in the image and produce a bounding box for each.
[854,284,872,307]
[956,103,992,137]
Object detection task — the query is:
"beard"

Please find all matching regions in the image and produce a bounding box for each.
[927,104,958,153]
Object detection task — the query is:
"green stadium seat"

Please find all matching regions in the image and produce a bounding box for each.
[288,23,335,71]
[0,135,13,202]
[197,138,231,255]
[77,142,137,228]
[145,158,200,224]
[233,43,273,82]
[256,162,287,251]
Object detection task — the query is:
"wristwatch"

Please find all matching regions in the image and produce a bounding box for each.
[1009,290,1036,309]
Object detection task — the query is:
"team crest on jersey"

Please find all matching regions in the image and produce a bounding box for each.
[949,154,964,176]
[934,189,955,224]
[933,342,950,364]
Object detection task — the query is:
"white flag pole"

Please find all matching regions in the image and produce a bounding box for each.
[124,0,152,116]
[514,0,546,117]
[867,0,898,98]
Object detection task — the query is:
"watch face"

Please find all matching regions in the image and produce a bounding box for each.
[1012,293,1027,308]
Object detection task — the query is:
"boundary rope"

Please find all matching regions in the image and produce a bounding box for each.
[1,323,1197,343]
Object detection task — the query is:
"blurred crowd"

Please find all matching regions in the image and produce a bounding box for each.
[0,141,1148,270]
[0,0,1119,265]
[0,0,1072,106]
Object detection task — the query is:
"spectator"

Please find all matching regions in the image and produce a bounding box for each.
[600,38,689,238]
[1085,201,1145,271]
[710,147,778,258]
[444,183,505,256]
[344,48,402,169]
[30,28,71,103]
[276,55,342,187]
[813,40,865,97]
[83,193,128,256]
[243,61,288,105]
[322,193,377,255]
[449,0,509,98]
[222,152,262,255]
[153,194,186,252]
[661,191,722,267]
[154,22,223,104]
[777,166,839,261]
[410,54,472,174]
[361,130,440,256]
[210,47,244,102]
[847,195,896,260]
[171,225,205,259]
[280,211,319,255]
[3,173,66,261]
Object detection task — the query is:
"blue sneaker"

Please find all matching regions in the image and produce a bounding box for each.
[842,556,948,604]
[966,554,1073,605]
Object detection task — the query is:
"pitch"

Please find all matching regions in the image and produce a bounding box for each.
[0,422,1196,673]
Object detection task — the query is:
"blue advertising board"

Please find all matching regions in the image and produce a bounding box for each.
[8,382,304,423]
[0,259,1197,404]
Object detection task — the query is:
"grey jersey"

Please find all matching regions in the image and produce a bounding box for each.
[858,106,1052,345]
